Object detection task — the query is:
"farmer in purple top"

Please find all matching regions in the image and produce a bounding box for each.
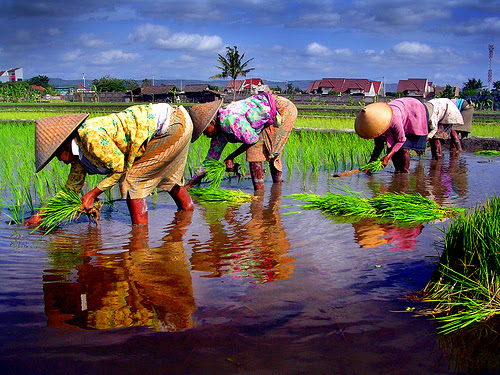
[355,97,429,173]
[186,93,297,190]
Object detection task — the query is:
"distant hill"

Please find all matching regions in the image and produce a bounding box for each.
[49,78,396,93]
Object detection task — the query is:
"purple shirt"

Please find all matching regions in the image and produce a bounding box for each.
[385,97,428,153]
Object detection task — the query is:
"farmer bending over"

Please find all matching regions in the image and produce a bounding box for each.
[427,98,473,159]
[25,104,193,227]
[355,98,429,174]
[186,93,297,191]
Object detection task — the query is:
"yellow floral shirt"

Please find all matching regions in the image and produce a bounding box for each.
[65,104,156,193]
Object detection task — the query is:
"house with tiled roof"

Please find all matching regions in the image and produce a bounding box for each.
[224,78,269,95]
[182,83,224,103]
[396,78,434,98]
[0,67,23,83]
[139,85,177,102]
[306,78,383,97]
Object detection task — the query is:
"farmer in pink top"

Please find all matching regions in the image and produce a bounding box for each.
[186,93,297,190]
[355,97,429,173]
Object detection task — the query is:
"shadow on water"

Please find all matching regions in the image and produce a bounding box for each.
[1,151,500,374]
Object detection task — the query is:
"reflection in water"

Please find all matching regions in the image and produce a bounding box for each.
[437,323,500,375]
[367,153,469,205]
[43,210,195,331]
[190,184,295,283]
[352,218,423,250]
[357,154,467,250]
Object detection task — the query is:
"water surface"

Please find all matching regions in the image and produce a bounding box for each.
[1,152,499,375]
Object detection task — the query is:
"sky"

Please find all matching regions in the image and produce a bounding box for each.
[1,0,499,88]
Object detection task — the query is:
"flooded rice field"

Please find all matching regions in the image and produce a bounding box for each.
[1,151,499,375]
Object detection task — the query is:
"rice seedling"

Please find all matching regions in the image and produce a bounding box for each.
[369,192,462,224]
[475,150,500,156]
[189,187,254,204]
[359,160,385,173]
[202,158,226,188]
[421,196,500,334]
[36,188,101,234]
[285,187,462,224]
[188,157,254,204]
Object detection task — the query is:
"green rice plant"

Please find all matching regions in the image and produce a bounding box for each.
[285,192,377,218]
[475,150,500,156]
[285,188,462,224]
[368,192,463,224]
[202,158,226,188]
[36,188,101,234]
[359,160,385,174]
[421,196,500,334]
[189,187,254,204]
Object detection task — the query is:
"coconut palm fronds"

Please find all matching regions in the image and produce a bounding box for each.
[189,187,254,204]
[37,188,101,233]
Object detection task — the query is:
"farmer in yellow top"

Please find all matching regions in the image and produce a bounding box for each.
[25,103,194,226]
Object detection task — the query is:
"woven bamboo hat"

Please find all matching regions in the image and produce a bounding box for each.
[189,99,223,142]
[35,113,89,173]
[355,102,393,139]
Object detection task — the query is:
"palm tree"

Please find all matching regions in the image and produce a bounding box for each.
[211,46,255,101]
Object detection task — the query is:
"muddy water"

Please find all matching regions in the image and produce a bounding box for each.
[1,152,499,375]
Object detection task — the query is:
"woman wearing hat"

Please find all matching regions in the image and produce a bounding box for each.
[186,93,297,190]
[355,97,429,173]
[450,98,474,150]
[25,103,194,227]
[426,98,467,159]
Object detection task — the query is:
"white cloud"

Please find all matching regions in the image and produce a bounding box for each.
[333,48,352,56]
[89,50,140,65]
[306,42,331,57]
[61,49,85,62]
[76,6,140,22]
[297,12,341,27]
[392,41,434,55]
[155,32,223,52]
[79,34,110,49]
[47,28,60,36]
[129,23,223,52]
[459,16,500,35]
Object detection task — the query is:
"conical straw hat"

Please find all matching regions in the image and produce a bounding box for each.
[189,99,223,142]
[35,113,89,173]
[355,102,393,139]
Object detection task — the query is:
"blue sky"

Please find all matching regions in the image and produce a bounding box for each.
[1,0,499,87]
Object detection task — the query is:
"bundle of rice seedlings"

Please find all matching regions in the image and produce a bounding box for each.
[285,192,377,218]
[189,187,254,204]
[285,189,461,224]
[202,158,226,188]
[368,192,462,224]
[421,196,500,334]
[475,150,500,156]
[37,188,101,233]
[358,160,385,174]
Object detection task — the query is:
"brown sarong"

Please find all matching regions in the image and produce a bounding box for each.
[246,95,297,171]
[120,106,193,199]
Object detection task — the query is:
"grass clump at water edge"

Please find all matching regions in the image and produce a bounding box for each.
[420,195,500,334]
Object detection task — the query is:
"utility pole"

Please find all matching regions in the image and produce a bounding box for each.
[488,44,494,91]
